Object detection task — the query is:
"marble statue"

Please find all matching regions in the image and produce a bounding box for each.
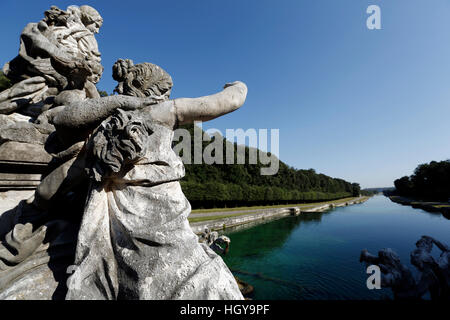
[0,6,247,300]
[62,77,247,300]
[1,5,103,116]
[199,228,231,255]
[0,5,104,190]
[360,235,449,300]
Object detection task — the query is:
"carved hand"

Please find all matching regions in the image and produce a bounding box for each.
[142,95,167,106]
[118,95,166,112]
[224,81,245,89]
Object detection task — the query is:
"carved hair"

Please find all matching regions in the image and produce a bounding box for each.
[44,5,102,30]
[87,109,149,182]
[43,6,71,26]
[112,59,173,99]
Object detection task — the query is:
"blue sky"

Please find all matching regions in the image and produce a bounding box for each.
[1,0,450,188]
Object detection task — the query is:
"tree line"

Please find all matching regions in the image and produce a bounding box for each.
[178,124,361,208]
[394,160,450,201]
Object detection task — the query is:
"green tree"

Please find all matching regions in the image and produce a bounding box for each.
[179,123,357,209]
[97,89,109,97]
[351,183,361,197]
[0,71,12,92]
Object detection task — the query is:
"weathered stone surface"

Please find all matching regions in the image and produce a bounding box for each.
[0,77,48,115]
[0,141,52,165]
[0,191,34,215]
[0,174,41,190]
[0,115,50,145]
[0,220,77,300]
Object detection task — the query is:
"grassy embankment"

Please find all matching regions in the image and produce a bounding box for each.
[389,196,450,217]
[188,196,367,223]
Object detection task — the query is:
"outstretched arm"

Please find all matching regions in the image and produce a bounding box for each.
[174,81,247,125]
[422,235,449,252]
[52,95,163,130]
[431,238,449,252]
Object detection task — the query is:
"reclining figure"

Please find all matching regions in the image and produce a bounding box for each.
[360,235,449,300]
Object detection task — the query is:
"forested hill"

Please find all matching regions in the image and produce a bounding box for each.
[177,124,361,209]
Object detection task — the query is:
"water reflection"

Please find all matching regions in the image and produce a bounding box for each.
[223,210,333,258]
[221,196,450,300]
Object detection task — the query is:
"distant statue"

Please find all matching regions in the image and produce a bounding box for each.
[360,236,449,300]
[199,227,231,255]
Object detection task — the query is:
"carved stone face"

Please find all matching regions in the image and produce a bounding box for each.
[79,5,103,34]
[88,109,150,181]
[86,18,103,34]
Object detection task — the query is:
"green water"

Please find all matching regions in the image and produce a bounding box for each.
[222,196,450,300]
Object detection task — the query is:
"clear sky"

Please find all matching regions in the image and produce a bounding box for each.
[1,0,450,188]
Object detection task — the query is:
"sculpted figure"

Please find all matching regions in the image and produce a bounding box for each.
[0,61,164,300]
[28,60,170,211]
[199,227,231,255]
[1,5,103,117]
[360,236,450,300]
[360,248,418,299]
[410,236,449,299]
[61,73,247,299]
[0,5,104,180]
[0,5,246,299]
[0,57,247,300]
